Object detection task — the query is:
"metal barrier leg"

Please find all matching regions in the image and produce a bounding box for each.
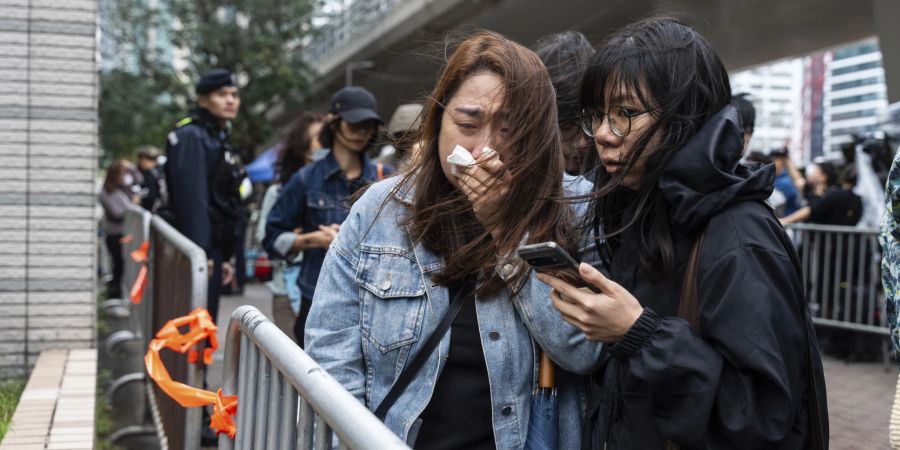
[314,414,333,450]
[266,367,283,449]
[280,376,298,447]
[253,351,271,450]
[297,397,314,449]
[239,336,258,448]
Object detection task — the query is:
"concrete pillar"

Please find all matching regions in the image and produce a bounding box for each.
[873,0,900,103]
[0,0,98,379]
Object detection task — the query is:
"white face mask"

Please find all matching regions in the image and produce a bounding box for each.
[122,173,134,186]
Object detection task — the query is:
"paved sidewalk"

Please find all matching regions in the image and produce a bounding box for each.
[0,350,96,450]
[825,355,896,450]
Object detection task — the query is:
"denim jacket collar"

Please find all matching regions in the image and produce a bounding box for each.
[390,174,444,273]
[391,173,415,206]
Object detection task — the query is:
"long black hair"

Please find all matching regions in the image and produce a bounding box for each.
[276,111,323,185]
[534,31,596,174]
[580,17,732,273]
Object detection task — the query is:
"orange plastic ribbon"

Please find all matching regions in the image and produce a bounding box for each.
[144,308,238,438]
[130,265,148,304]
[129,242,150,304]
[119,234,135,244]
[131,241,149,263]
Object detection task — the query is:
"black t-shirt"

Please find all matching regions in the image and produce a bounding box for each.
[414,282,495,450]
[808,188,863,226]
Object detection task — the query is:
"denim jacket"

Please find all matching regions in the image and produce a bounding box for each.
[262,149,392,299]
[306,174,603,449]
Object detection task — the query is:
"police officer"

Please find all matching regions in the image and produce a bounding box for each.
[136,145,165,213]
[164,68,245,324]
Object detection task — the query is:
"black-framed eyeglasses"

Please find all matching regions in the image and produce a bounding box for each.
[579,106,651,138]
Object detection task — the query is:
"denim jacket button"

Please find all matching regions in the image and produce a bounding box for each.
[381,279,392,290]
[489,331,501,341]
[501,406,512,416]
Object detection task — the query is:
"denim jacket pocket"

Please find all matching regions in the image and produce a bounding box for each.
[306,191,342,226]
[356,247,427,353]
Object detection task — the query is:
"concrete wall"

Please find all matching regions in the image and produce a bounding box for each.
[0,0,98,378]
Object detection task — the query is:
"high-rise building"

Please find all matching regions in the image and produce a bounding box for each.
[731,59,805,161]
[800,54,827,163]
[822,38,888,157]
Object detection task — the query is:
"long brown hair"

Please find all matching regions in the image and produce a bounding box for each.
[103,159,130,193]
[400,31,575,297]
[276,111,323,185]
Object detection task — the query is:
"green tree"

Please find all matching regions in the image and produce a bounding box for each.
[99,0,317,164]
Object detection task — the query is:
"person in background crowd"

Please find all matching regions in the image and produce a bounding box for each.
[770,147,805,216]
[136,145,165,213]
[731,92,755,153]
[305,31,600,449]
[256,111,324,341]
[100,159,141,299]
[744,150,789,216]
[534,30,595,175]
[539,17,828,449]
[783,162,878,360]
[375,103,423,171]
[781,161,862,226]
[164,68,244,324]
[263,86,392,347]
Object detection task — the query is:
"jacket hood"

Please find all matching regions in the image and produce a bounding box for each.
[659,105,774,232]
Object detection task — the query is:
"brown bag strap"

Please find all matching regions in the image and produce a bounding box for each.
[665,231,706,450]
[677,231,706,334]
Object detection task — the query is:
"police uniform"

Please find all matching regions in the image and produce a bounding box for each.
[164,70,244,324]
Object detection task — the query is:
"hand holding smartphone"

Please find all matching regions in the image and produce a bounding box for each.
[517,241,601,293]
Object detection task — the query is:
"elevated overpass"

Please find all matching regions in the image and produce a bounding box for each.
[296,0,900,120]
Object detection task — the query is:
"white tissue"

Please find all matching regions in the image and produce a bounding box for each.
[447,145,497,176]
[447,145,475,176]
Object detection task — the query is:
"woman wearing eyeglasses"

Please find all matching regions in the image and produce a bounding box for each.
[537,18,829,449]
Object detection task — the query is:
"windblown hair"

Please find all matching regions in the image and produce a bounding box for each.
[276,112,323,185]
[534,31,596,174]
[580,17,732,273]
[399,31,576,297]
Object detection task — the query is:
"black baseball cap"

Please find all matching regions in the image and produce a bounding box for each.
[196,68,236,95]
[330,86,382,124]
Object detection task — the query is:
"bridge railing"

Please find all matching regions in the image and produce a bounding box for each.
[785,223,887,335]
[305,0,407,67]
[218,305,409,450]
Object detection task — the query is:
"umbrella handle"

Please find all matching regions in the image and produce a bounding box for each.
[539,351,555,389]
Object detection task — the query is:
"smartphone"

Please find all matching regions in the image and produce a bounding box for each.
[517,241,600,293]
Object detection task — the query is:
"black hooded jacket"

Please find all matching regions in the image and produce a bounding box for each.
[586,106,829,449]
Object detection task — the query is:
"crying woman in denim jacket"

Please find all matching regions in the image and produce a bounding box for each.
[304,31,602,450]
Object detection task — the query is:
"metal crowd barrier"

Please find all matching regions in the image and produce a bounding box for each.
[148,214,209,450]
[785,223,887,335]
[219,305,409,450]
[108,205,209,450]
